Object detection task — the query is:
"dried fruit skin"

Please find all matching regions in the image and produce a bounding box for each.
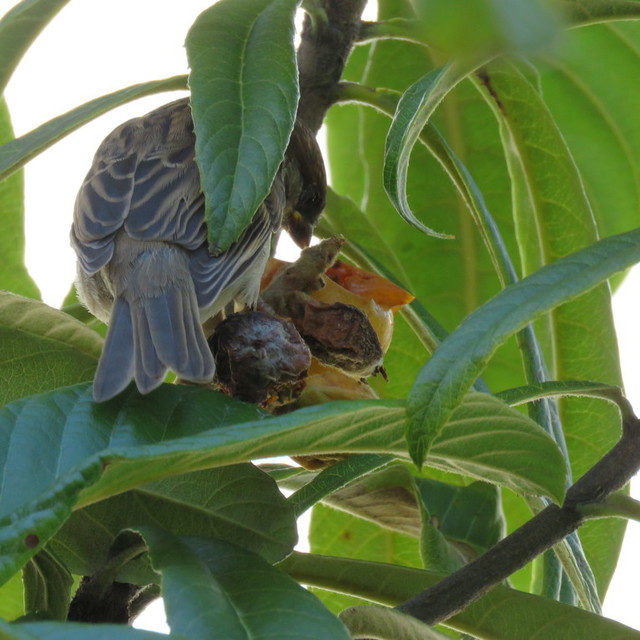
[209,311,310,407]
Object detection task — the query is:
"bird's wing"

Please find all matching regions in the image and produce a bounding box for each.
[190,178,286,309]
[71,99,206,275]
[72,97,288,312]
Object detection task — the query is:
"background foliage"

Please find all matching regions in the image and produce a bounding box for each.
[1,0,640,638]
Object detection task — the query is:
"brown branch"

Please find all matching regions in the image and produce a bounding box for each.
[396,414,640,625]
[296,0,369,133]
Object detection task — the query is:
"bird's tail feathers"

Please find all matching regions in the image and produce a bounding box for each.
[93,286,215,402]
[93,297,135,402]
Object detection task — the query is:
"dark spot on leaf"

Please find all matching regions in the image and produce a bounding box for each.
[24,533,39,548]
[342,530,352,541]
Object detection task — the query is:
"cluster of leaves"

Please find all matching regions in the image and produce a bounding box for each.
[2,0,640,639]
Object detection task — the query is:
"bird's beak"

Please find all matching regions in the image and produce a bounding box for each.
[287,210,314,248]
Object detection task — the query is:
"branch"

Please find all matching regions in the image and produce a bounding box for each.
[296,0,369,132]
[396,413,640,625]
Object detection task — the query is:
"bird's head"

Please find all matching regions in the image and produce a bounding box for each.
[283,120,327,248]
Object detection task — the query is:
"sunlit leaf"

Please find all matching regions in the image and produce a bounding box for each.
[474,58,626,595]
[407,228,640,464]
[0,76,188,181]
[0,572,24,621]
[0,292,101,405]
[0,99,40,300]
[0,0,71,95]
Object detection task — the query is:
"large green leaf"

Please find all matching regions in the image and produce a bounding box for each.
[0,0,71,95]
[0,618,180,640]
[538,22,640,248]
[0,76,188,181]
[0,384,566,585]
[0,99,40,300]
[185,0,299,252]
[282,552,640,640]
[140,528,351,640]
[474,58,626,595]
[0,292,101,405]
[407,228,640,464]
[49,464,297,581]
[412,0,560,56]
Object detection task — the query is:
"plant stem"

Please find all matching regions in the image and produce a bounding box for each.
[580,492,640,522]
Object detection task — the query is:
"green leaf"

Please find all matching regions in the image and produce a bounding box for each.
[475,58,626,595]
[0,0,71,95]
[535,20,640,594]
[0,618,180,640]
[538,22,640,254]
[412,0,560,56]
[0,292,102,405]
[406,228,640,465]
[316,465,422,536]
[288,454,393,518]
[0,385,566,584]
[49,464,297,582]
[0,76,188,181]
[139,528,351,640]
[497,380,633,417]
[308,503,421,614]
[383,62,473,238]
[185,0,299,252]
[0,572,24,621]
[340,605,451,640]
[0,99,40,300]
[416,478,503,556]
[303,462,504,566]
[23,550,72,621]
[282,552,640,640]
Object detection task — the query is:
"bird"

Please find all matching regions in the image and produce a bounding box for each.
[71,97,326,402]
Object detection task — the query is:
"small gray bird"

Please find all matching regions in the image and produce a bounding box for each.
[71,98,325,402]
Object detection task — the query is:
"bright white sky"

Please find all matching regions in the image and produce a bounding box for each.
[3,0,640,632]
